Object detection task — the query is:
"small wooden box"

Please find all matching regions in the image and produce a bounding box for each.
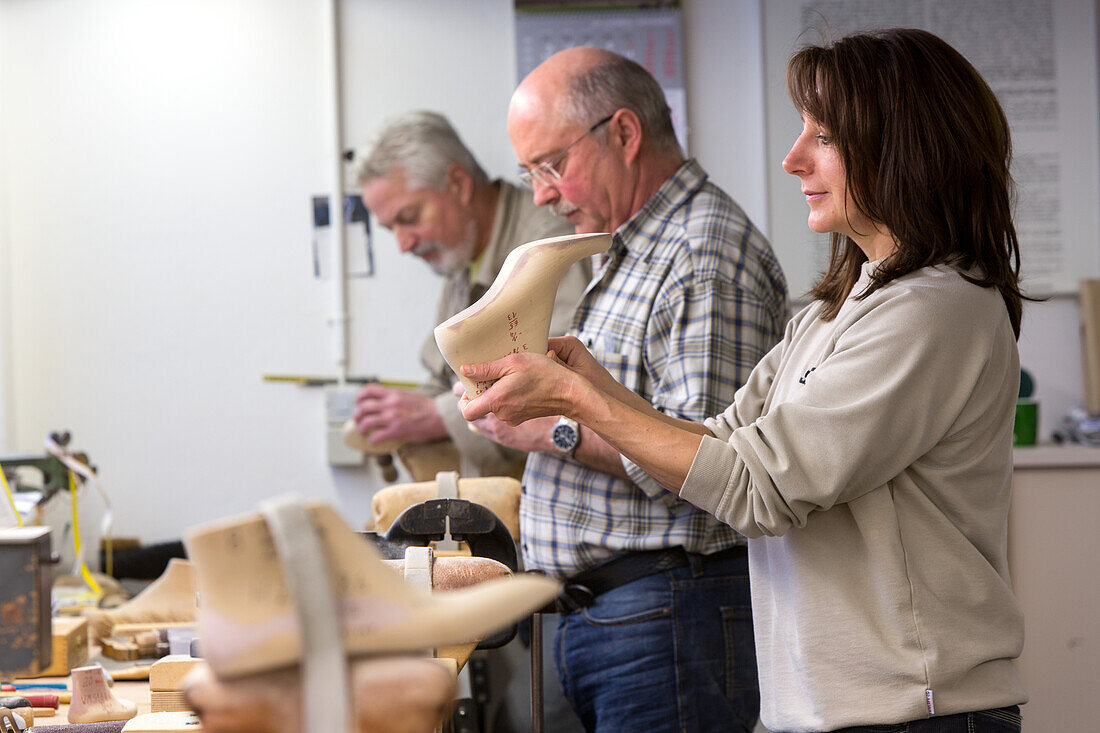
[30,615,89,677]
[0,526,53,676]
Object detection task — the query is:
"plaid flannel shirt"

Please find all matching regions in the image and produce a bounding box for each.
[520,159,788,577]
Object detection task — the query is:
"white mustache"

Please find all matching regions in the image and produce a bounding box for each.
[551,201,579,217]
[411,241,440,259]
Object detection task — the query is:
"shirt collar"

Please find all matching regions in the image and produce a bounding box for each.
[471,179,508,289]
[613,158,707,255]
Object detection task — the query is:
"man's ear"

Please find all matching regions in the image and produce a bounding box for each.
[445,163,475,206]
[608,109,644,166]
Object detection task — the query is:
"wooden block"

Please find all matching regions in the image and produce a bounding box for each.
[29,615,89,677]
[149,656,204,692]
[104,537,143,552]
[33,705,55,717]
[133,631,160,648]
[10,705,33,726]
[102,628,164,661]
[149,690,191,713]
[123,711,204,731]
[101,637,142,661]
[1081,279,1100,413]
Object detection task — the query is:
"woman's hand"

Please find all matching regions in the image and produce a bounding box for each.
[544,336,620,392]
[458,337,711,493]
[460,350,589,426]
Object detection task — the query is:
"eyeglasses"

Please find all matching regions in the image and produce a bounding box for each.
[518,114,614,188]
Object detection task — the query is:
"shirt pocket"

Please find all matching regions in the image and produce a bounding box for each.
[577,330,637,387]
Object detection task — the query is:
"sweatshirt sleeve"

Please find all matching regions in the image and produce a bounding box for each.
[681,281,1008,538]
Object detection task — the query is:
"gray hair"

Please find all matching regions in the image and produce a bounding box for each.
[353,111,488,191]
[562,52,681,155]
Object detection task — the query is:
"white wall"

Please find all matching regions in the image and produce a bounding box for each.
[340,0,522,382]
[338,0,771,376]
[0,11,11,453]
[1019,296,1085,439]
[682,0,768,229]
[0,0,1090,548]
[0,0,372,542]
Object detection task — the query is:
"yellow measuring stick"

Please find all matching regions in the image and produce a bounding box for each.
[263,374,420,389]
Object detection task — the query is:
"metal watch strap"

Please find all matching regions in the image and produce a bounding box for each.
[552,417,580,456]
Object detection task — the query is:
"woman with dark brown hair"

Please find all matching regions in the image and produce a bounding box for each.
[461,28,1027,732]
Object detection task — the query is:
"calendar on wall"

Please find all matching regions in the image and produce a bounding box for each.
[514,3,688,152]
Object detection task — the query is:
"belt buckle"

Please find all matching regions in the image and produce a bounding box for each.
[557,583,595,613]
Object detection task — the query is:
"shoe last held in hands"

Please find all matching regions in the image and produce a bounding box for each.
[434,232,611,398]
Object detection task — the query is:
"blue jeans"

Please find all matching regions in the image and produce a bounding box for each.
[827,706,1022,733]
[554,548,758,732]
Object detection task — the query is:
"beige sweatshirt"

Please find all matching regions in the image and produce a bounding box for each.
[681,263,1027,732]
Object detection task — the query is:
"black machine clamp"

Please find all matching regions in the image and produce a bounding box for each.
[364,498,518,648]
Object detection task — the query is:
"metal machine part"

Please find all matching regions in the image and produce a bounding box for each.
[0,453,77,504]
[0,526,56,677]
[361,498,522,733]
[379,498,518,572]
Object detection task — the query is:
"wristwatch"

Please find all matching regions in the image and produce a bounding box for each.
[551,417,580,456]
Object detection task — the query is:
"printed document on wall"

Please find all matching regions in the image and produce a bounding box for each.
[762,0,1100,296]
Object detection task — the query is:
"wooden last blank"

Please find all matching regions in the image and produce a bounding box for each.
[68,665,138,724]
[434,231,611,398]
[150,656,206,693]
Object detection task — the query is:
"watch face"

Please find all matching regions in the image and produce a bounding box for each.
[552,422,578,452]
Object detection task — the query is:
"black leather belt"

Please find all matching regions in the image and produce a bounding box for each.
[552,545,746,614]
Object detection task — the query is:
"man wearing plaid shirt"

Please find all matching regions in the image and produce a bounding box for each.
[471,47,788,731]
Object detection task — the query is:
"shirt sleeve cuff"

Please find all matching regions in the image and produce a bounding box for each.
[680,434,740,518]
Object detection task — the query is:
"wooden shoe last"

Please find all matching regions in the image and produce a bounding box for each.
[68,664,138,723]
[84,559,197,643]
[183,500,559,680]
[183,657,457,733]
[434,232,610,397]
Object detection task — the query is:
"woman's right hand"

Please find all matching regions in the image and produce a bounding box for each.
[459,350,586,426]
[546,335,663,414]
[545,336,620,393]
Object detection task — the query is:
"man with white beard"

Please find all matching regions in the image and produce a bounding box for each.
[352,110,586,478]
